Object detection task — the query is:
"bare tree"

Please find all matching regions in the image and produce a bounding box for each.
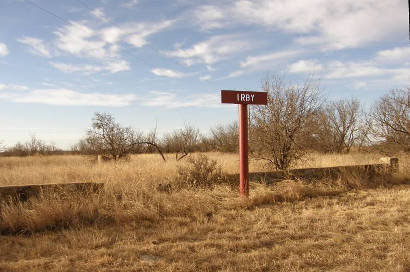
[210,122,238,153]
[251,76,321,170]
[180,125,201,153]
[25,135,58,154]
[4,135,59,156]
[86,113,141,160]
[162,125,201,160]
[141,125,167,160]
[71,138,95,154]
[145,124,159,153]
[196,135,215,152]
[0,140,5,153]
[318,98,366,153]
[372,88,410,150]
[85,113,166,161]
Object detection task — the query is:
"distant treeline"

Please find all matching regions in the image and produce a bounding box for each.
[1,76,408,169]
[0,136,79,157]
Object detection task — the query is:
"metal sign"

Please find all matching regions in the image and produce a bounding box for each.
[221,90,268,196]
[221,90,267,105]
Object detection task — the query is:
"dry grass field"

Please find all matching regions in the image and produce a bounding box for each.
[0,152,409,271]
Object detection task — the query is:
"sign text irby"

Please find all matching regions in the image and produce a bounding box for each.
[221,90,267,105]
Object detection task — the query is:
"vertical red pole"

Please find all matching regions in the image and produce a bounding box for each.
[239,103,249,196]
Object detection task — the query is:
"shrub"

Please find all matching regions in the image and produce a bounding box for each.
[251,76,321,170]
[372,88,409,151]
[176,154,226,188]
[3,135,60,156]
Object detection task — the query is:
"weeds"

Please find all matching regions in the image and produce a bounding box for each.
[176,154,227,189]
[0,192,106,234]
[0,153,409,271]
[248,180,344,208]
[0,152,408,235]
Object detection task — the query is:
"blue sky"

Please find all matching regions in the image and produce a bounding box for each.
[0,0,409,149]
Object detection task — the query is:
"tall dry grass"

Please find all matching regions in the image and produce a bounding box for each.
[1,151,407,186]
[0,152,408,271]
[0,185,408,271]
[0,152,407,233]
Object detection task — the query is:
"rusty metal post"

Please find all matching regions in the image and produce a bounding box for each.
[239,103,249,196]
[221,90,267,197]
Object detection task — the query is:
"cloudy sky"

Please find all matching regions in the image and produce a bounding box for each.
[0,0,409,148]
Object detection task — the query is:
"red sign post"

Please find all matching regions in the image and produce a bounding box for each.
[221,90,267,196]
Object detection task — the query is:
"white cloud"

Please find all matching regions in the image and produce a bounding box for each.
[18,37,51,58]
[151,68,189,78]
[0,83,29,91]
[162,35,251,66]
[326,61,385,79]
[122,20,174,48]
[206,65,215,71]
[0,43,8,56]
[318,47,410,83]
[192,0,406,50]
[55,22,109,59]
[122,0,138,8]
[227,70,244,78]
[50,60,130,74]
[106,60,130,73]
[0,87,136,107]
[91,8,109,23]
[138,91,220,108]
[311,0,406,50]
[228,49,302,78]
[324,61,410,84]
[100,27,123,44]
[391,70,410,82]
[0,84,222,109]
[288,60,323,73]
[13,19,173,76]
[376,47,410,62]
[353,81,367,89]
[55,20,174,59]
[193,5,225,31]
[240,50,302,68]
[200,75,211,81]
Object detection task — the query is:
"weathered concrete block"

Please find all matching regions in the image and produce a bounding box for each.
[227,159,399,184]
[0,182,104,202]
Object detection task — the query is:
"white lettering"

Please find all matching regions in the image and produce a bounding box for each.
[235,92,257,103]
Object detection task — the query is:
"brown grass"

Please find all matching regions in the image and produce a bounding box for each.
[0,152,409,271]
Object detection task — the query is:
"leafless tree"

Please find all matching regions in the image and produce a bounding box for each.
[162,125,201,160]
[5,135,59,156]
[318,98,368,153]
[86,112,165,160]
[141,125,167,160]
[71,138,95,154]
[145,124,159,153]
[0,140,5,153]
[251,76,321,170]
[196,135,215,152]
[372,88,410,150]
[210,122,238,152]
